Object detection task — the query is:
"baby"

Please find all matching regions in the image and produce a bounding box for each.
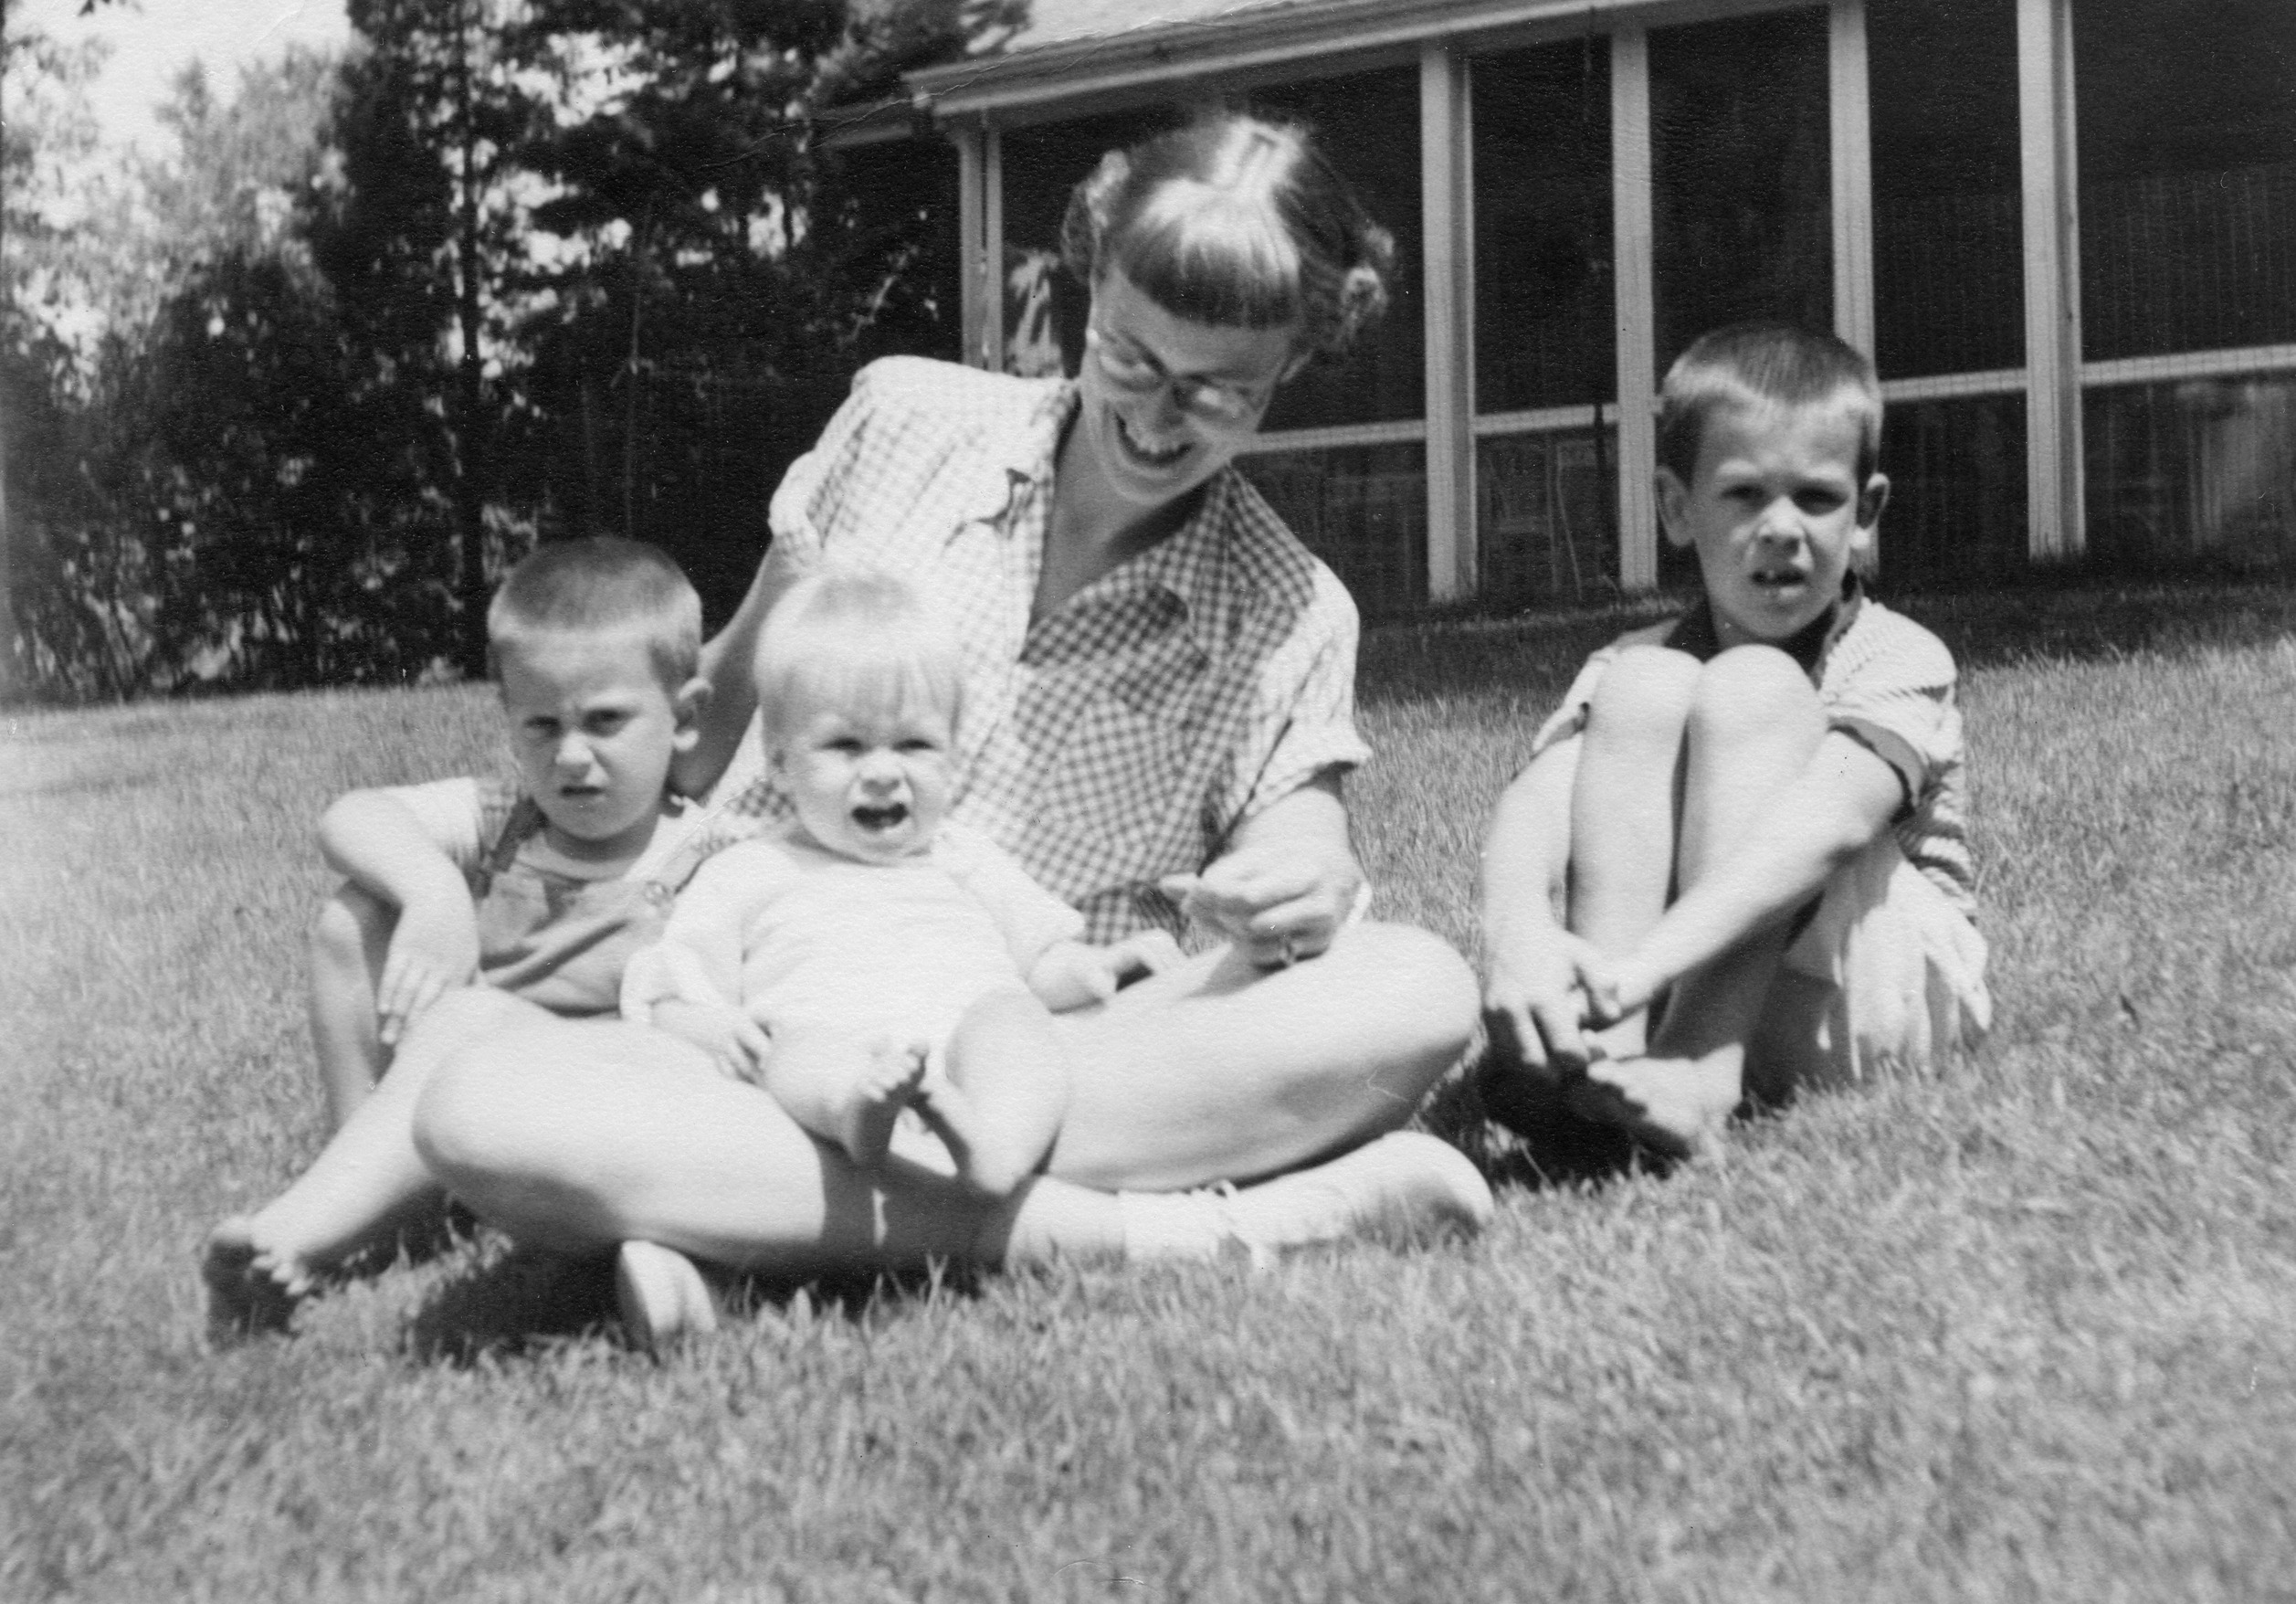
[625,569,1175,1197]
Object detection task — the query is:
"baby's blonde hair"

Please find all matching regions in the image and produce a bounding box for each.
[753,569,964,745]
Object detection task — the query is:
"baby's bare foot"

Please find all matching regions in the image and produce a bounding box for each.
[1566,1055,1735,1159]
[201,1217,315,1344]
[837,1038,929,1169]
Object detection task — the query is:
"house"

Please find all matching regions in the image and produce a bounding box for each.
[837,0,2296,614]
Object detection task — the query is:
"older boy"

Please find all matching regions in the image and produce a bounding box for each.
[203,537,729,1337]
[1480,322,1988,1156]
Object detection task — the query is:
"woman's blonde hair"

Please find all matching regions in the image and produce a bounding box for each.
[753,569,965,744]
[1061,111,1393,359]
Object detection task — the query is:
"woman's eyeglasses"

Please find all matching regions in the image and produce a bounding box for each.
[1084,327,1277,427]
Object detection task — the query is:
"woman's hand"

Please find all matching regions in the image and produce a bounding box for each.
[1161,843,1363,970]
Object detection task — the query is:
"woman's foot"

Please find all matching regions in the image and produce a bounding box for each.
[614,1240,719,1351]
[201,1218,316,1344]
[836,1039,930,1169]
[1119,1131,1495,1266]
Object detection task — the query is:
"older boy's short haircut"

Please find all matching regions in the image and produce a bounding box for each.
[487,536,702,691]
[1657,322,1883,486]
[753,570,965,744]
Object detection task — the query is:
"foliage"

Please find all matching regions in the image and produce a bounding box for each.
[4,0,991,703]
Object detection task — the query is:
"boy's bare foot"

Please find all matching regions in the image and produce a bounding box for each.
[836,1039,929,1168]
[201,1218,316,1344]
[1120,1132,1495,1266]
[1566,1054,1736,1158]
[615,1240,718,1352]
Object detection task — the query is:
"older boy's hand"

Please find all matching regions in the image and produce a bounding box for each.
[376,902,481,1047]
[1580,956,1659,1030]
[650,998,771,1083]
[1480,931,1606,1075]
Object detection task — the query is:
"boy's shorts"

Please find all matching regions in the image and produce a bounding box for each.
[1781,835,1991,1081]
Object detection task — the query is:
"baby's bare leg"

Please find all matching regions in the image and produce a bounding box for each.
[1569,646,1702,1059]
[204,986,542,1339]
[1577,647,1827,1155]
[760,1024,926,1170]
[914,989,1070,1198]
[308,882,395,1131]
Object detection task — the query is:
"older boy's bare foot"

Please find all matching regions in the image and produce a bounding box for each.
[1566,1055,1735,1158]
[615,1240,718,1352]
[837,1039,929,1169]
[201,1218,315,1343]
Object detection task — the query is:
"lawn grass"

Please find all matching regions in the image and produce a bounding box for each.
[6,583,2296,1602]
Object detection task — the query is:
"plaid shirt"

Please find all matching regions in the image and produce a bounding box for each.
[1532,588,1976,918]
[718,356,1371,942]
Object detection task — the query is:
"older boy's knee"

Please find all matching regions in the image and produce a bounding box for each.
[1689,646,1822,744]
[1586,646,1701,748]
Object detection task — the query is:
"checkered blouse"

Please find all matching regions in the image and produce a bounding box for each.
[715,357,1372,943]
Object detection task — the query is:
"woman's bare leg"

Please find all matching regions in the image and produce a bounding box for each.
[411,921,1481,1273]
[1045,921,1477,1192]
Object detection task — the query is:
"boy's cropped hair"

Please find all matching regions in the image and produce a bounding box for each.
[1656,321,1884,485]
[754,569,965,740]
[487,536,702,690]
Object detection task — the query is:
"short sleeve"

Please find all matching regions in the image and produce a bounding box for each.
[765,366,880,573]
[1529,649,1616,760]
[935,821,1087,966]
[1820,611,1962,814]
[1234,568,1374,825]
[372,776,488,871]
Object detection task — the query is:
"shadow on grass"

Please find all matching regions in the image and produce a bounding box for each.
[1419,1055,1667,1191]
[404,1239,992,1365]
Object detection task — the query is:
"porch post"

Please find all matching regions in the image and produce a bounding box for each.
[2017,0,2084,559]
[1611,26,1659,590]
[1421,43,1477,602]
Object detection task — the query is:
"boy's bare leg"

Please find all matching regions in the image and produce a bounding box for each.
[1567,647,1701,1061]
[204,986,542,1338]
[1578,648,1827,1155]
[914,989,1071,1198]
[308,883,395,1131]
[758,1024,926,1170]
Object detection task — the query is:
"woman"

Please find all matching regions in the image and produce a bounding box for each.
[411,112,1487,1326]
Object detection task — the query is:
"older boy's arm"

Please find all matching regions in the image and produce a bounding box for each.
[1601,733,1903,1018]
[1480,738,1606,1072]
[318,788,479,1046]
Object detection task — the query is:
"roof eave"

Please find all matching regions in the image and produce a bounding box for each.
[906,0,1774,121]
